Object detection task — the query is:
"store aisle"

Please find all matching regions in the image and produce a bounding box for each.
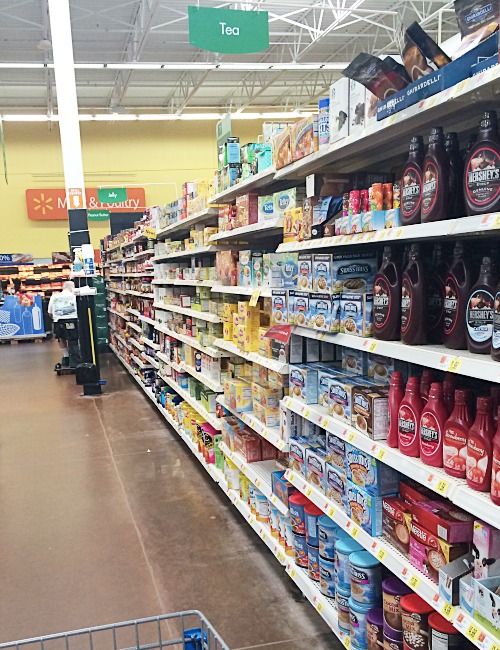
[0,341,338,650]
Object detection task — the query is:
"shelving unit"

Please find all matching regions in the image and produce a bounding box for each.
[208,217,284,242]
[156,207,218,239]
[107,307,130,321]
[155,322,225,357]
[152,278,215,287]
[208,167,277,204]
[153,301,223,323]
[151,245,219,262]
[214,338,288,374]
[127,321,143,334]
[210,285,273,298]
[217,397,287,452]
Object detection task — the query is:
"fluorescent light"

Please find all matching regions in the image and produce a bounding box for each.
[1,111,309,122]
[0,61,347,72]
[1,114,52,121]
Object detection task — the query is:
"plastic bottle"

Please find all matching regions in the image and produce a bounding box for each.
[398,376,424,457]
[401,135,425,226]
[401,244,427,345]
[443,374,456,413]
[445,132,465,219]
[466,396,495,492]
[491,386,500,423]
[443,242,472,350]
[466,256,496,354]
[373,246,402,341]
[420,370,435,403]
[420,382,448,467]
[464,111,500,216]
[463,133,478,160]
[421,126,450,222]
[427,244,447,344]
[491,278,500,361]
[491,408,500,504]
[387,371,405,448]
[443,389,473,478]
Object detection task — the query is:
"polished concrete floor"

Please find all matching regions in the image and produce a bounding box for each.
[0,341,339,650]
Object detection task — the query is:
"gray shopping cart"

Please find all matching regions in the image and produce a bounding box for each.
[0,612,229,650]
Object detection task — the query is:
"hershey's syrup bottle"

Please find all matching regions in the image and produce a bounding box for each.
[373,246,402,341]
[445,132,465,219]
[401,136,425,226]
[464,111,500,216]
[427,244,447,344]
[443,242,471,350]
[421,127,450,222]
[466,256,497,354]
[401,244,427,345]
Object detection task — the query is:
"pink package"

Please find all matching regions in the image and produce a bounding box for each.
[411,500,474,543]
[472,520,500,579]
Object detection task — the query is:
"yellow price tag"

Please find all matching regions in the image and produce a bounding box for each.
[316,602,324,613]
[343,636,351,649]
[249,289,261,308]
[277,552,286,563]
[448,357,463,373]
[367,340,378,352]
[435,479,449,495]
[490,643,500,650]
[304,409,311,418]
[493,215,500,229]
[351,526,360,539]
[377,448,387,461]
[288,472,295,482]
[289,568,296,579]
[393,227,404,238]
[255,479,261,488]
[327,507,336,518]
[440,602,455,620]
[408,575,420,590]
[377,548,387,562]
[306,487,312,497]
[144,226,157,239]
[348,433,356,442]
[466,623,479,642]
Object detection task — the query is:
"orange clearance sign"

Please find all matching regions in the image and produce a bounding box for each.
[26,187,146,220]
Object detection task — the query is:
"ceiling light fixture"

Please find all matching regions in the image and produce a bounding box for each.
[1,111,314,122]
[36,39,52,52]
[0,61,347,71]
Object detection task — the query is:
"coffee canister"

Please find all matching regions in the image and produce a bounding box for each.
[349,550,382,605]
[289,492,309,535]
[400,593,433,650]
[292,533,308,568]
[336,585,351,632]
[308,543,320,582]
[304,502,323,547]
[383,576,412,631]
[349,597,373,648]
[335,537,363,589]
[367,607,384,650]
[319,555,336,598]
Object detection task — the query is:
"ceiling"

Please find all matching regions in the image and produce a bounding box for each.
[0,0,459,115]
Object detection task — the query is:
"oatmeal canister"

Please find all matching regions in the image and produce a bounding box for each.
[336,585,352,632]
[349,597,373,648]
[400,593,433,650]
[349,550,382,605]
[367,608,384,650]
[428,612,461,650]
[383,576,412,631]
[289,492,309,534]
[336,537,363,589]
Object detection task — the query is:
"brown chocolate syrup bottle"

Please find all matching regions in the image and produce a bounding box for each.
[401,136,425,226]
[467,256,497,354]
[445,132,465,219]
[427,244,447,344]
[491,278,500,361]
[373,246,402,341]
[443,242,472,350]
[421,127,450,222]
[401,243,427,345]
[464,111,500,216]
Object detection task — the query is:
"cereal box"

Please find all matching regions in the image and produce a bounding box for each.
[351,386,389,440]
[313,254,332,292]
[297,254,313,291]
[325,463,347,508]
[281,252,298,289]
[340,292,373,337]
[345,443,399,495]
[308,293,332,332]
[273,126,292,170]
[346,479,385,536]
[271,290,287,325]
[273,187,306,219]
[289,364,318,404]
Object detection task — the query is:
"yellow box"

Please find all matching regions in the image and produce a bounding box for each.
[223,302,237,322]
[252,363,269,387]
[238,301,260,326]
[258,328,272,358]
[223,321,233,341]
[253,401,280,428]
[252,382,283,409]
[227,378,253,413]
[268,370,290,390]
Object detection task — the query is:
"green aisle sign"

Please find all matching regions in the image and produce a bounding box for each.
[97,187,127,203]
[88,209,110,221]
[188,7,269,54]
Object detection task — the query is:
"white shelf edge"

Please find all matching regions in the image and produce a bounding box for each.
[156,207,218,239]
[153,301,223,323]
[155,323,225,357]
[208,217,284,242]
[208,167,276,204]
[214,338,288,374]
[210,285,273,297]
[107,307,130,321]
[151,246,219,262]
[157,351,223,393]
[141,337,161,351]
[152,278,215,287]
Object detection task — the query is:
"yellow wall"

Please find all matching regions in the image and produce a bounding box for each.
[0,120,264,258]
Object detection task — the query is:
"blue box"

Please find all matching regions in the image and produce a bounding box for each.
[377,33,498,120]
[345,443,399,496]
[471,54,498,76]
[271,470,297,507]
[345,479,389,536]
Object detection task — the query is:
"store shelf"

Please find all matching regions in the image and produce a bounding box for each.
[277,212,500,253]
[153,301,223,323]
[274,65,500,180]
[127,290,155,298]
[126,307,141,318]
[214,338,288,374]
[127,321,142,334]
[208,217,284,242]
[208,167,276,204]
[219,442,288,514]
[139,314,156,326]
[155,323,225,357]
[152,278,215,287]
[130,354,152,369]
[129,337,144,351]
[157,351,223,392]
[217,397,287,451]
[157,369,223,430]
[156,207,218,239]
[106,286,127,295]
[107,307,130,321]
[151,246,219,262]
[282,395,500,530]
[285,469,499,650]
[143,355,159,370]
[210,285,273,297]
[141,337,160,351]
[293,326,500,384]
[114,334,132,350]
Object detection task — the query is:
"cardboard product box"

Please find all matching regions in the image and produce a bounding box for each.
[312,253,332,292]
[340,292,373,338]
[239,250,253,287]
[305,446,328,493]
[346,479,386,537]
[332,254,378,294]
[271,290,288,325]
[280,253,298,289]
[305,337,321,362]
[329,77,349,143]
[297,254,313,291]
[325,431,346,470]
[253,401,280,428]
[252,252,264,287]
[290,290,309,328]
[258,195,274,221]
[216,250,239,286]
[460,574,475,615]
[328,374,357,424]
[382,497,412,557]
[280,401,301,442]
[273,126,292,169]
[472,521,500,579]
[317,368,336,410]
[201,389,217,414]
[342,347,367,376]
[410,519,470,584]
[399,479,436,507]
[308,293,332,332]
[439,553,474,605]
[291,114,319,162]
[273,187,306,219]
[258,330,272,358]
[289,436,315,477]
[361,210,387,232]
[272,470,297,507]
[302,197,321,240]
[268,369,289,390]
[474,575,500,638]
[349,79,366,138]
[411,500,475,544]
[252,363,269,387]
[367,353,393,384]
[234,430,262,463]
[221,416,245,451]
[238,301,260,326]
[263,253,283,288]
[227,378,253,413]
[365,90,378,130]
[325,463,347,509]
[345,443,399,495]
[351,385,389,440]
[252,383,283,409]
[289,364,318,404]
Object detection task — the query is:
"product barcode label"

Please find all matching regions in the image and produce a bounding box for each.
[448,357,463,373]
[440,602,455,620]
[376,448,387,461]
[376,548,387,562]
[466,623,480,641]
[327,507,335,518]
